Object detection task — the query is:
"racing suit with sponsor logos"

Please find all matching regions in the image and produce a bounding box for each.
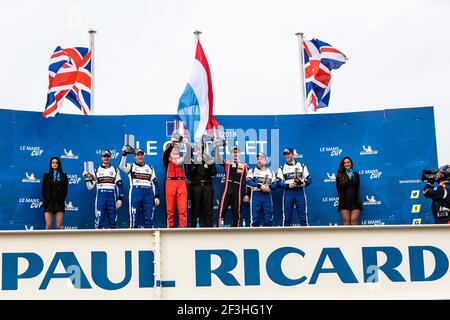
[85,164,123,229]
[120,157,160,228]
[277,161,312,226]
[246,166,277,227]
[163,144,188,228]
[217,160,248,227]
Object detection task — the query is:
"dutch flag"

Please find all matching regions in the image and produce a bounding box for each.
[177,40,218,143]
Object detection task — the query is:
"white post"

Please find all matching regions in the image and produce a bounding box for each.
[88,29,97,114]
[295,32,307,114]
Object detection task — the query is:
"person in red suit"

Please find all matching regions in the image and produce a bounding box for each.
[163,141,189,228]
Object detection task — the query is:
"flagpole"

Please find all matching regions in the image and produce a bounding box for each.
[192,30,202,147]
[194,30,202,44]
[295,32,307,114]
[88,29,97,114]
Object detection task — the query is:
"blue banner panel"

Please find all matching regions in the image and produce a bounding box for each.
[0,107,438,230]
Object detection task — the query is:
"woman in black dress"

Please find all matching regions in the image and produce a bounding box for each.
[42,157,68,229]
[336,156,362,225]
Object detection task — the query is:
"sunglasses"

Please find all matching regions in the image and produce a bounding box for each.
[102,155,111,158]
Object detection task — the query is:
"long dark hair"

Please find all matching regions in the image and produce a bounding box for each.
[48,156,64,175]
[337,156,353,185]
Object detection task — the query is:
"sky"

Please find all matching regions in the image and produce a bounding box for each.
[0,0,449,163]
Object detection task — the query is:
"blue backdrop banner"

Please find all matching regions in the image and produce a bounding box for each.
[0,106,438,230]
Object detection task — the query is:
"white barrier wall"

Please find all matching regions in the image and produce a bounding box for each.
[0,225,449,300]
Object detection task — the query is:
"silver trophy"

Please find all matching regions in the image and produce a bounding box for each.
[171,120,185,143]
[213,125,226,146]
[262,173,271,186]
[123,134,135,154]
[294,167,304,185]
[83,161,96,182]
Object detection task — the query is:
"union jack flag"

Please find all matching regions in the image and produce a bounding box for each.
[43,47,92,118]
[304,39,347,112]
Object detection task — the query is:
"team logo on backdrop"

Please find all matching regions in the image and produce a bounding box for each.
[67,174,82,185]
[399,179,422,184]
[65,201,79,211]
[323,172,337,183]
[360,219,385,225]
[293,149,304,159]
[19,145,44,157]
[61,149,79,159]
[322,196,339,207]
[363,195,381,205]
[19,198,43,209]
[21,172,41,183]
[24,225,34,230]
[95,149,120,159]
[360,145,378,155]
[320,146,343,157]
[359,169,382,179]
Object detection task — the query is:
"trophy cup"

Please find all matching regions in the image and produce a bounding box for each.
[83,161,96,182]
[262,173,271,186]
[294,167,304,186]
[213,125,226,146]
[171,120,185,143]
[123,134,135,154]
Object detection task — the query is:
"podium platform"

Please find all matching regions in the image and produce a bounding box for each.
[0,224,449,299]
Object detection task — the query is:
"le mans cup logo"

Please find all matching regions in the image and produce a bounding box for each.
[19,145,44,157]
[360,145,378,155]
[61,149,79,159]
[360,219,385,225]
[322,196,339,207]
[320,146,343,157]
[363,195,382,206]
[217,173,226,184]
[67,174,81,185]
[63,226,78,230]
[21,172,41,183]
[359,169,383,179]
[19,198,43,209]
